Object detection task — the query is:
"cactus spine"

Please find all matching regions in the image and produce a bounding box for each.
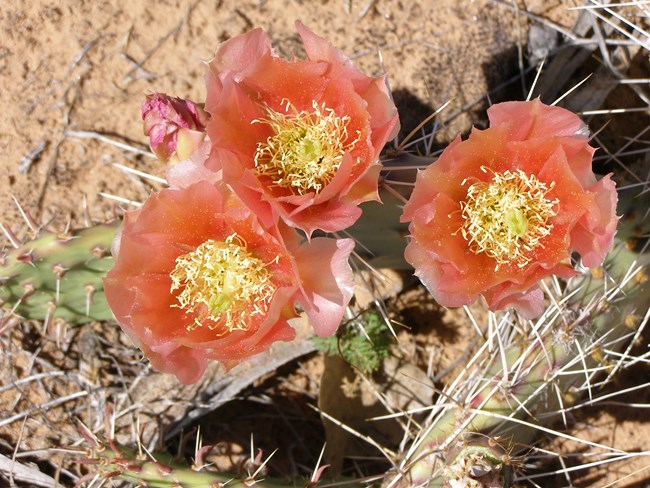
[0,222,117,325]
[386,189,650,487]
[75,420,363,488]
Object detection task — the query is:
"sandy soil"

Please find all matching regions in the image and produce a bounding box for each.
[0,0,556,230]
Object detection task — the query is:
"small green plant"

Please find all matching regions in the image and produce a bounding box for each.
[313,311,392,374]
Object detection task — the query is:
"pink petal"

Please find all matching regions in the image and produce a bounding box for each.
[404,238,478,308]
[295,202,363,237]
[295,20,357,77]
[487,98,588,141]
[166,139,220,189]
[145,342,208,385]
[359,76,401,152]
[294,238,355,337]
[485,285,545,320]
[570,174,619,267]
[342,162,382,204]
[208,27,272,81]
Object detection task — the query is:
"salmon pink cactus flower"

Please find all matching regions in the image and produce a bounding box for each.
[203,21,400,236]
[104,181,355,384]
[142,93,209,164]
[401,99,618,319]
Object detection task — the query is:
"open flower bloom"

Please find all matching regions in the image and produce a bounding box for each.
[401,99,618,319]
[104,181,355,384]
[203,21,400,236]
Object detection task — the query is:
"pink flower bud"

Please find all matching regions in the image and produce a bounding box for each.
[142,93,208,163]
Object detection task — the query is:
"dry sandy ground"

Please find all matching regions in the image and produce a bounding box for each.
[0,0,549,229]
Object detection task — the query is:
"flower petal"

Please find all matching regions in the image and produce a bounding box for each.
[487,98,588,141]
[570,174,619,267]
[205,23,399,235]
[105,181,307,383]
[294,237,355,337]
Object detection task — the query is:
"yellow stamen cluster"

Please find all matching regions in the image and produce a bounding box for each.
[169,235,277,333]
[253,100,359,195]
[460,167,558,269]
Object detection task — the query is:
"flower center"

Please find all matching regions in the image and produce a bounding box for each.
[253,100,359,195]
[460,167,558,269]
[169,235,277,332]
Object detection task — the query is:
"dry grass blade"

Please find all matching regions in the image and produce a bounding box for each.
[0,453,57,488]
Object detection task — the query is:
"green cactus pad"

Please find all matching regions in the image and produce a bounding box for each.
[0,222,118,325]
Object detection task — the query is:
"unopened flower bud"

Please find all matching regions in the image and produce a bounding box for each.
[142,93,208,163]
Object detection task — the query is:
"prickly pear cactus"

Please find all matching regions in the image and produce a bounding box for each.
[0,222,117,325]
[385,188,650,487]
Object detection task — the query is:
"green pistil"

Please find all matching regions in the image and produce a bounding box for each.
[460,167,558,269]
[253,100,360,195]
[169,235,277,333]
[507,208,528,236]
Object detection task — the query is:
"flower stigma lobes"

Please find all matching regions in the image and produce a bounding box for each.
[170,234,278,333]
[460,167,559,269]
[253,100,360,195]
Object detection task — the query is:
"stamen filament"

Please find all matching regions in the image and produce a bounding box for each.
[460,167,558,269]
[169,235,276,333]
[253,100,360,195]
